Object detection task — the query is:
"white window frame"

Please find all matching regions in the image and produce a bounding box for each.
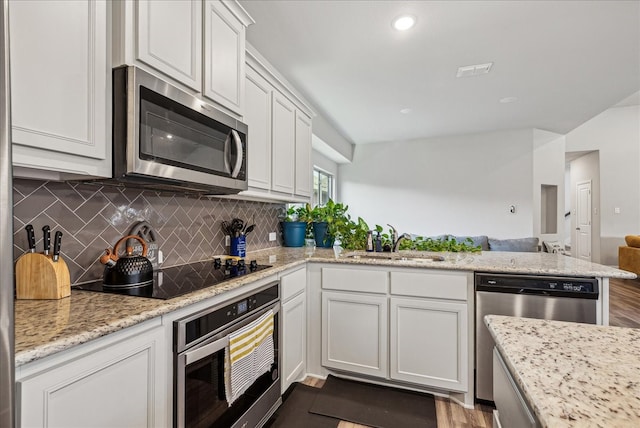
[313,167,335,206]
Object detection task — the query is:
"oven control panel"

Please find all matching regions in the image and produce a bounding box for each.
[179,283,279,350]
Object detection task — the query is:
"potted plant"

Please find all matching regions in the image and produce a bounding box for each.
[311,199,350,248]
[280,204,312,247]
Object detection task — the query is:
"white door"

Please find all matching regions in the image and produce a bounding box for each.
[271,92,296,194]
[390,297,468,392]
[321,291,388,378]
[136,0,202,90]
[282,292,306,392]
[576,180,592,261]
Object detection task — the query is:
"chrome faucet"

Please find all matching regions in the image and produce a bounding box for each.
[387,224,410,252]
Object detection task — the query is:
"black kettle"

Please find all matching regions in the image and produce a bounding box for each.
[100,235,154,288]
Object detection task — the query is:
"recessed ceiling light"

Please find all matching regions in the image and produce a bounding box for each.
[400,108,412,114]
[392,15,416,31]
[499,97,518,104]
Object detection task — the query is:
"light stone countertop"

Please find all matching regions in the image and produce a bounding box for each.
[15,247,635,367]
[485,315,640,428]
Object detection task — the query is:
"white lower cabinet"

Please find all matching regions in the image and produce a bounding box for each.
[390,297,468,391]
[282,292,306,391]
[281,267,307,392]
[317,264,473,396]
[16,320,166,428]
[322,291,388,378]
[493,347,540,427]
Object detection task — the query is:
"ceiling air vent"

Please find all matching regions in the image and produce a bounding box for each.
[456,62,493,78]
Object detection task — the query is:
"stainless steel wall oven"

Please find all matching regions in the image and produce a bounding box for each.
[174,283,281,428]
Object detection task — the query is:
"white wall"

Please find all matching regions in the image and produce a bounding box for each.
[565,105,640,265]
[312,148,338,180]
[338,129,537,238]
[532,129,566,243]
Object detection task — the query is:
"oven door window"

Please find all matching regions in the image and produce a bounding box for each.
[138,86,244,178]
[181,332,278,427]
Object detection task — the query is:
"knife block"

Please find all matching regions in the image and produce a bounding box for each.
[15,253,71,300]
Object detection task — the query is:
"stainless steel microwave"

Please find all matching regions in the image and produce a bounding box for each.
[111,65,248,194]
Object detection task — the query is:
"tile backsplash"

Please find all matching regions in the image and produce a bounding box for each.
[12,179,284,284]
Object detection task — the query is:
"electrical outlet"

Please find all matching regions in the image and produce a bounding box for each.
[269,232,277,242]
[614,207,621,214]
[225,235,230,246]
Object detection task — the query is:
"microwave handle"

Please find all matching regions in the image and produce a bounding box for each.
[230,130,243,178]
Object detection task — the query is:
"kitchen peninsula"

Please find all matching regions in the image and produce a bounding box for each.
[486,315,640,427]
[13,247,635,426]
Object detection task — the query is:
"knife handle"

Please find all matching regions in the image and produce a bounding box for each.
[53,231,62,262]
[42,225,51,255]
[25,224,36,253]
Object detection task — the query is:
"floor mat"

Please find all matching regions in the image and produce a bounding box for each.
[309,375,437,428]
[264,383,338,428]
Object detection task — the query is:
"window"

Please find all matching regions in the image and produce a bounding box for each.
[313,168,334,206]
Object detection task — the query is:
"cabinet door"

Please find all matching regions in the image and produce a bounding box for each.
[271,92,296,194]
[390,297,468,392]
[294,111,312,198]
[322,291,388,378]
[244,66,272,190]
[10,0,109,177]
[282,292,306,392]
[203,0,246,115]
[17,325,166,428]
[136,0,202,91]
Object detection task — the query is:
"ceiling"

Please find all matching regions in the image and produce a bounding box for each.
[239,0,640,145]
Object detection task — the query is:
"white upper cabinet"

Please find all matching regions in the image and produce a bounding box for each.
[203,0,253,116]
[115,0,252,117]
[244,66,272,190]
[135,0,202,91]
[295,111,312,197]
[239,47,315,202]
[271,92,296,194]
[10,0,110,179]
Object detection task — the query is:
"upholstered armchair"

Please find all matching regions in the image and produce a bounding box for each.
[619,236,640,275]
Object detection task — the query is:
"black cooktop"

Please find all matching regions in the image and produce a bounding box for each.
[74,258,272,300]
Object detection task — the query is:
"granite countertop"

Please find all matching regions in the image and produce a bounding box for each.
[485,315,640,427]
[15,247,307,366]
[15,247,634,367]
[312,249,637,279]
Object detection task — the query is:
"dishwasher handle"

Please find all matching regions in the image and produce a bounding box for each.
[517,288,550,296]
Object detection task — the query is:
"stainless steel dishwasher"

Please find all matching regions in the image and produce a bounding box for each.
[475,272,599,402]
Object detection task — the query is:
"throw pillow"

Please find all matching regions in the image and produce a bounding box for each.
[625,235,640,248]
[543,240,563,254]
[488,237,539,252]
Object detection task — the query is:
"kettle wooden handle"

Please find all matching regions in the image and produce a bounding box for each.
[113,235,148,257]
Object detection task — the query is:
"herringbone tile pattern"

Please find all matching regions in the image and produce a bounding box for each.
[12,179,284,284]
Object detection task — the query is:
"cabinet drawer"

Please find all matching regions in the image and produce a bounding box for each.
[322,267,388,294]
[281,267,306,301]
[390,270,468,300]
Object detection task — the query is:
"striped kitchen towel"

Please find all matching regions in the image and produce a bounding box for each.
[224,309,275,405]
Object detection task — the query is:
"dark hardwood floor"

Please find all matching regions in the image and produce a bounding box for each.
[301,277,640,428]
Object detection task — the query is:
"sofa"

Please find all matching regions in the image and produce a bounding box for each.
[421,235,540,252]
[619,235,640,275]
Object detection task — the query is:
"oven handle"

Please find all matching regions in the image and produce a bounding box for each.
[185,336,228,365]
[183,301,280,365]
